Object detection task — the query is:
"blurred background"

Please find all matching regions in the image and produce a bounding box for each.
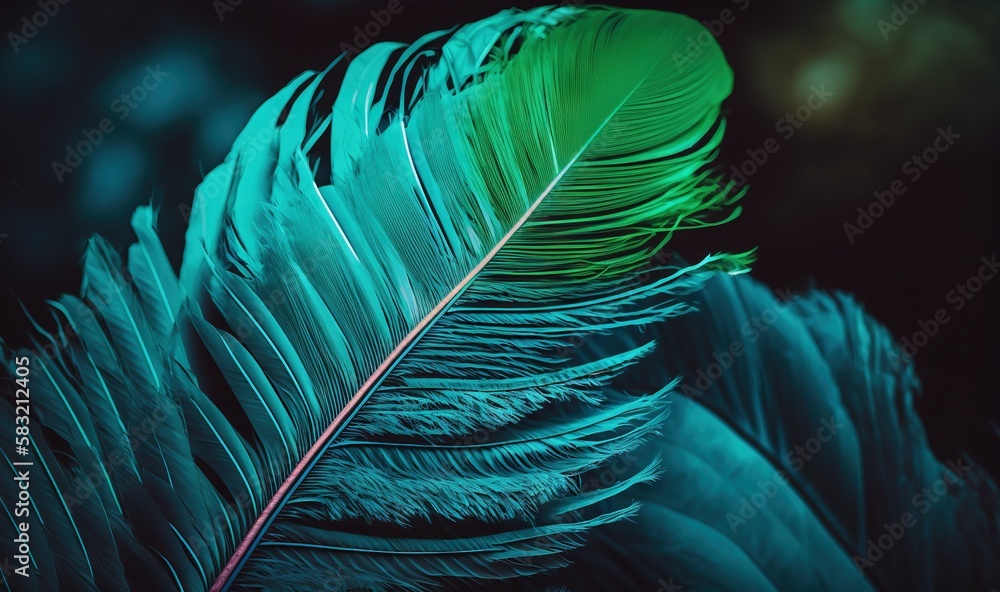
[0,0,997,475]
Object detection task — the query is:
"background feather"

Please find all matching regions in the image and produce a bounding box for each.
[550,271,1000,591]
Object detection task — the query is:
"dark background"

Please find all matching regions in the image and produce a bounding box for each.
[1,0,997,477]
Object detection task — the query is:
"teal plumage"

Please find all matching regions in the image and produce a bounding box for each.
[553,272,1000,591]
[2,5,997,591]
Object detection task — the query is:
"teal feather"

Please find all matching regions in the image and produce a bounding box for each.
[548,272,1000,591]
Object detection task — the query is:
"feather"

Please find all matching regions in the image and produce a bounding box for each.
[550,272,1000,591]
[2,6,747,591]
